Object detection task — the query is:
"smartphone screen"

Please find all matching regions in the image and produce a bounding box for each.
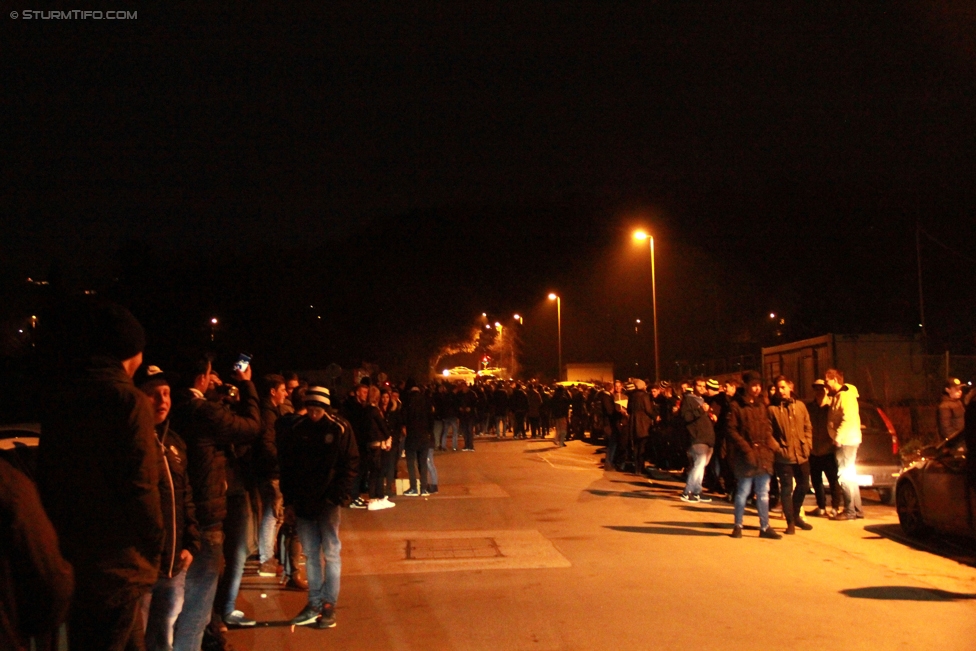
[233,353,251,373]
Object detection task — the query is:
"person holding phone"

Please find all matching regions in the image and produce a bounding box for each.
[170,353,261,651]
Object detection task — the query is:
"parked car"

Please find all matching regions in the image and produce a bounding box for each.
[0,422,41,482]
[896,430,974,539]
[849,400,902,505]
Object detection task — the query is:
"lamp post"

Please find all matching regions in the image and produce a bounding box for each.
[633,231,659,382]
[548,293,561,380]
[210,317,218,342]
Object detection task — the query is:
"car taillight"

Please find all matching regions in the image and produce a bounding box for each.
[877,407,899,455]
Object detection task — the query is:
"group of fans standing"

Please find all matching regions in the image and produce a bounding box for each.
[8,300,974,651]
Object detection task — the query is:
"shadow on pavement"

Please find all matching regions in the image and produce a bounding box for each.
[605,525,728,537]
[649,520,733,530]
[841,586,976,601]
[586,489,670,500]
[864,524,976,568]
[677,505,735,515]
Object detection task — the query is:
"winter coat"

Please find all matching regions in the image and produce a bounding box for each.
[806,398,833,456]
[550,390,571,419]
[510,387,529,413]
[681,391,715,447]
[938,397,965,440]
[38,356,163,605]
[768,398,813,465]
[277,411,360,517]
[527,388,542,418]
[0,458,74,651]
[250,399,281,481]
[827,384,861,447]
[154,422,200,579]
[627,389,657,440]
[726,392,778,478]
[170,381,262,530]
[402,388,433,451]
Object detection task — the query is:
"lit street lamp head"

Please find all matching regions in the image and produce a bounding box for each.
[633,230,649,241]
[548,293,557,300]
[211,318,218,325]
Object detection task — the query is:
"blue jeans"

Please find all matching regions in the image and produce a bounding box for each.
[140,568,187,651]
[734,473,771,530]
[433,420,444,447]
[173,528,223,651]
[296,505,342,609]
[684,444,713,496]
[836,444,863,514]
[426,448,439,487]
[495,415,506,438]
[217,491,251,617]
[442,417,460,449]
[554,417,567,445]
[258,479,283,564]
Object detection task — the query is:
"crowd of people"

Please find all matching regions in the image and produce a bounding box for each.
[7,299,976,651]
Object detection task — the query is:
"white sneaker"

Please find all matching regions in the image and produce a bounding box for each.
[368,497,396,511]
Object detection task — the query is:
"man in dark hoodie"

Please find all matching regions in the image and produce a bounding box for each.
[169,354,261,651]
[38,301,163,651]
[726,371,782,540]
[135,364,200,651]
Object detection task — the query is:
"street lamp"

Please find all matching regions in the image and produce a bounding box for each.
[633,230,659,382]
[210,317,218,342]
[548,293,562,380]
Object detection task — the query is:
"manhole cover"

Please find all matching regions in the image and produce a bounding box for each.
[405,537,503,560]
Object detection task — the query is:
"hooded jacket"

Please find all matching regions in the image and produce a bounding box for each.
[681,391,716,447]
[768,398,813,464]
[726,391,778,477]
[827,384,861,447]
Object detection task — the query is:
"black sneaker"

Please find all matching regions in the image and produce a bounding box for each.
[402,488,420,496]
[349,497,368,509]
[730,525,742,539]
[291,604,320,626]
[759,527,783,540]
[316,603,336,629]
[796,519,813,531]
[806,507,826,517]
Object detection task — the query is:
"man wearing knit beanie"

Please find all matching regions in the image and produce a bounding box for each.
[37,301,164,651]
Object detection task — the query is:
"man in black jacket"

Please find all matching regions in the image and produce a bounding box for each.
[402,382,432,496]
[135,364,200,651]
[278,387,359,629]
[255,374,287,577]
[170,354,261,651]
[38,301,163,651]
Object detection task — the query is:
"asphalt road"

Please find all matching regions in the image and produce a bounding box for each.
[228,437,976,651]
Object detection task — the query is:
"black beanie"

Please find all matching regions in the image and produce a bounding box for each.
[92,303,145,361]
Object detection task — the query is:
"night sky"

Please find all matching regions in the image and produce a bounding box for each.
[3,3,976,386]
